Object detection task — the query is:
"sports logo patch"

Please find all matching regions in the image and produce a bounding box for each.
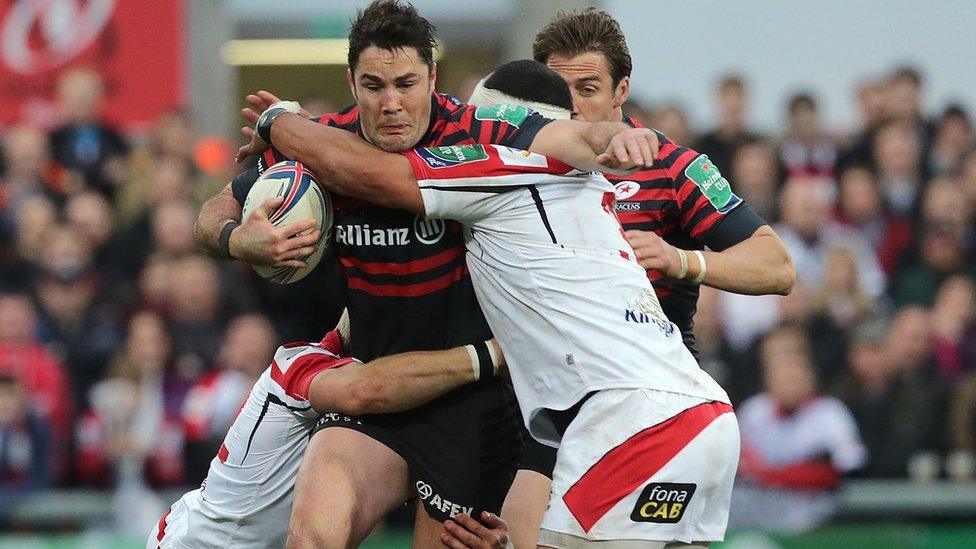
[416,145,489,169]
[630,483,696,523]
[683,155,741,213]
[614,181,640,200]
[474,104,530,127]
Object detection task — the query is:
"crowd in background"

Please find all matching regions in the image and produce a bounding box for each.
[1,64,975,530]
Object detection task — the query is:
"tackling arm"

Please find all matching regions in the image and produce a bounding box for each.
[307,341,504,416]
[527,119,657,173]
[268,114,425,213]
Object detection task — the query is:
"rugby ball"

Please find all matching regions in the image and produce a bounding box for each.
[242,161,332,283]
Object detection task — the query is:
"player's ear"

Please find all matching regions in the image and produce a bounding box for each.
[428,62,437,91]
[613,76,630,109]
[347,68,357,100]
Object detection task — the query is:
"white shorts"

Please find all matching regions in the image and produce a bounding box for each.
[540,388,739,547]
[146,489,290,549]
[147,492,195,549]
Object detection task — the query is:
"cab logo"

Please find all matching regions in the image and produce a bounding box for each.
[630,483,696,523]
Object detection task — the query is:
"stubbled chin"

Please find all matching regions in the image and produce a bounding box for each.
[375,135,417,152]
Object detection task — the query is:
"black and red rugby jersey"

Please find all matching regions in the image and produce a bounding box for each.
[232,93,550,361]
[606,117,766,357]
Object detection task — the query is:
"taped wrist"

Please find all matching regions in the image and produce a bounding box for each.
[255,101,302,144]
[466,340,500,381]
[219,220,240,259]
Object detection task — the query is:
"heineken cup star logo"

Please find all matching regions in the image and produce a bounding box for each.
[700,161,711,172]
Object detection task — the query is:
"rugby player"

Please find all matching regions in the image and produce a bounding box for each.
[195,2,659,546]
[254,59,742,548]
[148,325,506,548]
[483,11,797,548]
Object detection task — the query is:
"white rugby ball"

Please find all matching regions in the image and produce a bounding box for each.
[242,161,333,283]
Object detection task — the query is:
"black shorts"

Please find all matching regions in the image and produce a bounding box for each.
[314,377,522,522]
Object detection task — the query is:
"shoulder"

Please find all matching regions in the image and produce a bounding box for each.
[316,103,361,130]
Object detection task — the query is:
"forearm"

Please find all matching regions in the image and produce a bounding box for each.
[269,114,421,211]
[194,183,242,257]
[529,120,630,172]
[687,227,795,295]
[354,347,476,413]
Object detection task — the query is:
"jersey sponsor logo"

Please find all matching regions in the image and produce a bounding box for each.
[416,145,489,169]
[334,224,411,246]
[615,202,641,212]
[333,218,445,247]
[415,480,474,517]
[496,145,549,168]
[474,104,530,127]
[625,309,675,336]
[613,181,640,200]
[630,483,697,524]
[626,289,674,335]
[683,154,742,213]
[414,215,446,245]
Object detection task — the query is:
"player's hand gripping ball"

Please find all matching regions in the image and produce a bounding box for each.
[241,161,333,283]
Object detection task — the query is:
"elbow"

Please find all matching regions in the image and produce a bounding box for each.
[337,378,391,415]
[773,253,797,295]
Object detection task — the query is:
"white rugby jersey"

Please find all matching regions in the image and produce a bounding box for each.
[153,336,355,548]
[404,144,729,446]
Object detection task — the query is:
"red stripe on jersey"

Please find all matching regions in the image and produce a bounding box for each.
[270,353,355,401]
[615,168,670,182]
[156,508,172,545]
[616,208,666,226]
[562,401,733,532]
[405,145,573,183]
[665,148,700,182]
[347,263,469,297]
[217,443,229,463]
[681,195,723,238]
[340,245,464,276]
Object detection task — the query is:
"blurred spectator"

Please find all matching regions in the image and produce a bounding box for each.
[835,164,913,275]
[841,309,948,478]
[890,178,975,307]
[182,314,277,481]
[731,324,866,533]
[648,104,693,148]
[31,229,121,408]
[0,374,54,518]
[48,69,129,199]
[0,292,71,443]
[697,75,761,175]
[775,177,886,298]
[76,311,185,488]
[730,138,780,221]
[779,93,838,179]
[151,200,198,258]
[166,255,227,377]
[694,286,752,403]
[873,118,925,218]
[808,246,878,386]
[929,105,973,176]
[961,146,976,216]
[929,275,976,381]
[885,67,935,145]
[0,126,65,243]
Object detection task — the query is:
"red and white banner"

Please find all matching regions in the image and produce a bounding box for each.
[0,0,185,131]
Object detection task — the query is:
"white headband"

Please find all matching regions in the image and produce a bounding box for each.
[467,77,572,120]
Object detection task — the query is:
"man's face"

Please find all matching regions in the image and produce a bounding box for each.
[348,46,435,152]
[546,51,628,122]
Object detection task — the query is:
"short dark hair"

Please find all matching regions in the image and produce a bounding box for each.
[347,0,437,73]
[532,9,632,86]
[890,65,922,87]
[788,93,816,115]
[718,75,745,93]
[482,60,573,111]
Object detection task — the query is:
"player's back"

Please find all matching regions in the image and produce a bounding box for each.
[151,339,352,549]
[409,145,730,446]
